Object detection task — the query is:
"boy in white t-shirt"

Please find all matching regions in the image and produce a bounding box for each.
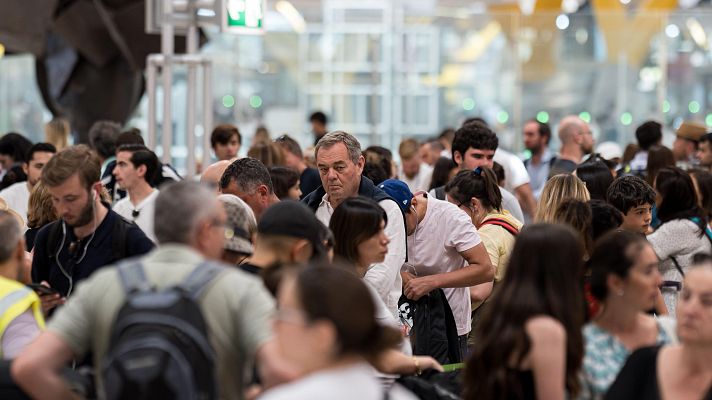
[379,179,493,358]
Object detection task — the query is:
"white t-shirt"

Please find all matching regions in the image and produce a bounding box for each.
[316,194,406,319]
[406,197,482,336]
[398,163,433,193]
[494,149,531,193]
[500,187,525,223]
[112,189,159,243]
[259,363,417,400]
[0,181,29,224]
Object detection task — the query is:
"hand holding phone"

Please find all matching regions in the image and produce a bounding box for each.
[26,282,59,296]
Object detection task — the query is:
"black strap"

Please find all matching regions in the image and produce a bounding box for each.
[179,261,225,300]
[45,220,64,259]
[434,186,446,201]
[117,261,150,294]
[669,256,685,278]
[110,216,132,262]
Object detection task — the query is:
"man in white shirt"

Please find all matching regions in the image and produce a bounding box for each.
[112,144,160,242]
[302,131,406,318]
[379,179,493,359]
[398,138,433,193]
[461,119,536,220]
[0,143,56,224]
[428,123,524,222]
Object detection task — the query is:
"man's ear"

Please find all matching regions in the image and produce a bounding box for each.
[21,162,28,175]
[291,239,312,263]
[136,164,147,179]
[453,151,463,166]
[257,184,269,198]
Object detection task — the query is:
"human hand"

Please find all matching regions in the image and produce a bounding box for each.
[415,356,444,374]
[38,281,65,314]
[400,271,416,288]
[404,276,437,300]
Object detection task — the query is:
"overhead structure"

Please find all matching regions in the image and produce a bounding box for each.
[145,0,264,176]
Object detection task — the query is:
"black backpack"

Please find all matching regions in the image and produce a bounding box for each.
[398,289,461,366]
[102,261,223,400]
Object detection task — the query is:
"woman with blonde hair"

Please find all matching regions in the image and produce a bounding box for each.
[535,174,590,223]
[25,182,58,251]
[44,118,71,151]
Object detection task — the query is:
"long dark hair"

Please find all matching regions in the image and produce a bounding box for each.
[329,197,387,266]
[655,167,707,234]
[294,265,401,360]
[588,230,650,301]
[646,145,675,187]
[445,167,502,212]
[690,169,712,220]
[575,159,613,201]
[429,156,457,190]
[463,224,585,400]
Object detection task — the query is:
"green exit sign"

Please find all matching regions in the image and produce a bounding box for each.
[223,0,265,34]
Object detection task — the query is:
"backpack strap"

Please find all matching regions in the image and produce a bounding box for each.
[45,220,64,259]
[117,261,151,294]
[111,216,131,262]
[480,218,519,236]
[179,261,225,300]
[668,256,685,278]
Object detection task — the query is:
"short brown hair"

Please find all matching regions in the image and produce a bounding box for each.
[41,144,101,191]
[398,138,419,160]
[274,134,303,158]
[210,124,241,148]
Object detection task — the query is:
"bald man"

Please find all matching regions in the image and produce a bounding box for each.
[200,159,233,190]
[549,115,593,177]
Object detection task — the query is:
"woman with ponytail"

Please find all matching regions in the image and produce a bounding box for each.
[445,167,523,339]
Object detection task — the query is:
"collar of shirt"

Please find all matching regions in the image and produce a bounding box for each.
[101,156,116,177]
[317,192,334,216]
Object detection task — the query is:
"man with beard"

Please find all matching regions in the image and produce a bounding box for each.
[30,145,154,310]
[0,143,56,225]
[549,115,594,177]
[522,119,553,199]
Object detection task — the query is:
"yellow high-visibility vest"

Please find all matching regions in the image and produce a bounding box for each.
[0,277,45,357]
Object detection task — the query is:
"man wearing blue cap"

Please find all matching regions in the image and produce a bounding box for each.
[379,178,493,359]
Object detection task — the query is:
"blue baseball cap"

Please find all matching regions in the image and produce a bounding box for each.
[378,179,413,213]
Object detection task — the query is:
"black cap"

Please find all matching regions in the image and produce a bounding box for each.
[258,201,325,257]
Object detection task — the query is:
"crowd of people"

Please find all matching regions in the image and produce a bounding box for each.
[0,112,709,400]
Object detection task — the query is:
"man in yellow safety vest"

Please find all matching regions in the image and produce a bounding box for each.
[0,209,44,359]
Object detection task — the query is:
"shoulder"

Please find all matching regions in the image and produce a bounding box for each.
[525,315,566,344]
[303,167,320,178]
[626,345,663,367]
[112,198,131,212]
[0,181,24,196]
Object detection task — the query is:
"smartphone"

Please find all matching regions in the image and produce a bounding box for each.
[26,283,59,296]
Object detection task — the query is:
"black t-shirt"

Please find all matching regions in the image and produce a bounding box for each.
[548,159,578,178]
[606,345,712,400]
[238,262,262,276]
[299,167,321,200]
[31,207,155,297]
[605,345,662,400]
